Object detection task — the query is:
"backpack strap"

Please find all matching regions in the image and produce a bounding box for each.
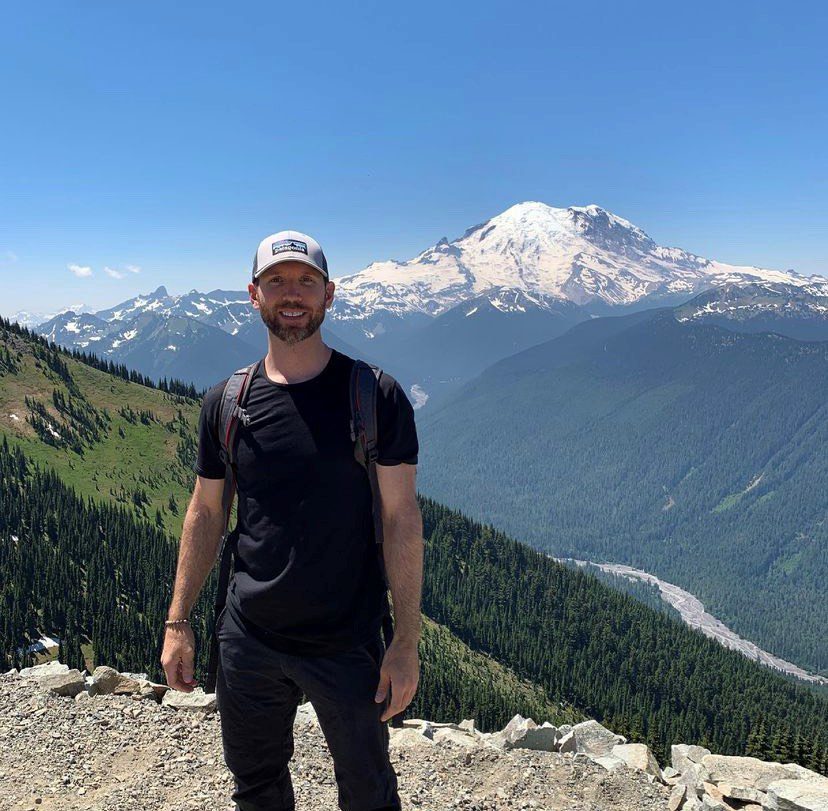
[350,359,384,548]
[204,358,260,694]
[350,359,405,727]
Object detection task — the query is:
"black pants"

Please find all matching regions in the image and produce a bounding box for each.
[215,604,402,811]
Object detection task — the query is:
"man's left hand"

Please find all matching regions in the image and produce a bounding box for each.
[374,638,420,722]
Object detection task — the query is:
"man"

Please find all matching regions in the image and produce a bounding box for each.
[160,230,424,811]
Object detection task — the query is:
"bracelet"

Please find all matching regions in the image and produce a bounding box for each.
[164,618,191,628]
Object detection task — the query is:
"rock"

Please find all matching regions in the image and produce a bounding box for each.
[701,754,802,792]
[668,784,687,811]
[19,660,69,679]
[161,687,216,712]
[700,795,735,810]
[389,727,434,748]
[590,753,628,772]
[678,762,712,797]
[294,701,318,727]
[458,718,475,733]
[716,781,766,804]
[672,744,712,773]
[764,776,828,811]
[432,728,478,748]
[149,681,170,701]
[664,766,681,779]
[90,666,142,696]
[401,720,435,739]
[1,668,19,679]
[612,743,664,783]
[700,782,740,809]
[38,669,86,697]
[557,719,625,757]
[489,714,557,752]
[120,671,149,681]
[682,796,704,811]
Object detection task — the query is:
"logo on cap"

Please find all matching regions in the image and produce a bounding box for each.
[272,239,308,256]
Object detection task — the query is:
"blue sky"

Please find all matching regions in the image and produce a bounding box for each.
[1,1,826,316]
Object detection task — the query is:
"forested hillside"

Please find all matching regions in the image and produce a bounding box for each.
[0,437,582,733]
[419,496,828,772]
[0,316,203,538]
[416,309,828,676]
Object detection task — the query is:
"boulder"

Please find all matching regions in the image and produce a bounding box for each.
[90,666,142,696]
[612,743,664,783]
[764,776,828,811]
[590,753,628,772]
[672,744,712,773]
[668,784,686,811]
[389,727,435,749]
[161,687,216,712]
[701,755,802,792]
[557,719,625,757]
[19,660,69,679]
[488,714,554,751]
[716,782,766,804]
[678,762,712,797]
[432,727,479,748]
[38,669,86,697]
[700,783,737,810]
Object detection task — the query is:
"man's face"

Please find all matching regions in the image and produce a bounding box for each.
[249,261,335,346]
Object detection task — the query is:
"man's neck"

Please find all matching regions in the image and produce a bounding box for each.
[263,337,333,385]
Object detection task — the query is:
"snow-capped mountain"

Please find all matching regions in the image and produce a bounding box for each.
[331,201,819,324]
[674,281,828,341]
[30,202,828,402]
[9,305,92,329]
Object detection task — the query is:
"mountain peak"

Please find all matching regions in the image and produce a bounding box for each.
[334,202,811,318]
[152,285,169,297]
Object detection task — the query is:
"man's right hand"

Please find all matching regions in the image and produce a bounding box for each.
[161,625,199,692]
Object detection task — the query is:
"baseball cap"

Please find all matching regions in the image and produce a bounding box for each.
[252,230,329,282]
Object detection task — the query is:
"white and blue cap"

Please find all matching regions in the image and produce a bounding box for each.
[252,229,329,282]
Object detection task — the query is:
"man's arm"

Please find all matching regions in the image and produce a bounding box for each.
[373,461,423,720]
[376,462,423,647]
[167,475,227,619]
[160,475,226,691]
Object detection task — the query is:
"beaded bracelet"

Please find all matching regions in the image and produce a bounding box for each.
[164,618,191,628]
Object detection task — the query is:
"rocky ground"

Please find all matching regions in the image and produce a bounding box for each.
[4,663,827,811]
[0,666,671,811]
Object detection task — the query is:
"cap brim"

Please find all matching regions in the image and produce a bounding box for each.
[253,255,327,280]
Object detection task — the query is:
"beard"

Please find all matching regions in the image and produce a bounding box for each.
[258,296,326,346]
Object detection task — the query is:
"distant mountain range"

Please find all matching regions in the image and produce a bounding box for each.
[24,201,828,395]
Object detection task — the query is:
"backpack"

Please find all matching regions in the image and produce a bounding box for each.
[203,355,403,725]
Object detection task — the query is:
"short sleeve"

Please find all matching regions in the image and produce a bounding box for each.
[194,381,228,479]
[375,372,419,466]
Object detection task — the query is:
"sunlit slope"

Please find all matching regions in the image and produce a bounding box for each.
[0,318,205,538]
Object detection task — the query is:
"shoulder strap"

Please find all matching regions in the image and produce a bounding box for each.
[350,359,384,546]
[217,358,261,534]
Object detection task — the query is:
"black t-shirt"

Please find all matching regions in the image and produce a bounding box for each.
[194,347,418,656]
